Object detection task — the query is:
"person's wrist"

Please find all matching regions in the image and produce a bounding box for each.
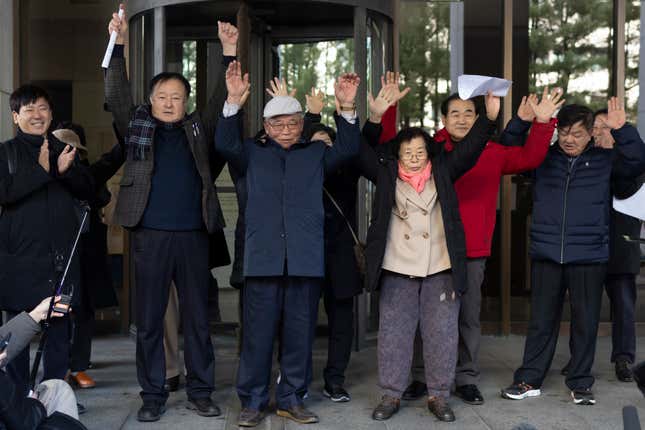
[227,96,242,105]
[369,113,383,123]
[28,309,43,323]
[222,44,236,56]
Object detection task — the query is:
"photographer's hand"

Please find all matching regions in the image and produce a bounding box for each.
[29,296,65,323]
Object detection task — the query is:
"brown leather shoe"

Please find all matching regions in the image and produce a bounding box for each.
[372,395,400,421]
[276,405,319,424]
[427,396,455,422]
[238,408,267,427]
[70,371,96,389]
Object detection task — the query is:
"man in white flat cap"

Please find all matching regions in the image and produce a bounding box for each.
[215,61,361,427]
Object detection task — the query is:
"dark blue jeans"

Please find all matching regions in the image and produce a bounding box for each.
[237,276,321,411]
[605,273,637,363]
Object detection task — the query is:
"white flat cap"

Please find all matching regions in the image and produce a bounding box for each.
[263,96,303,118]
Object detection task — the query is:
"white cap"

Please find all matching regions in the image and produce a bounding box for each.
[263,96,303,118]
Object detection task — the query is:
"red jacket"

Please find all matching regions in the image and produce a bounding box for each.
[435,119,557,258]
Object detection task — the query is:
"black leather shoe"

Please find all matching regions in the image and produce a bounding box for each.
[402,380,427,401]
[187,397,221,417]
[561,361,570,376]
[455,384,484,405]
[137,402,166,422]
[238,408,267,427]
[616,360,634,382]
[164,375,180,392]
[276,405,319,424]
[77,403,87,415]
[372,396,400,421]
[428,396,455,422]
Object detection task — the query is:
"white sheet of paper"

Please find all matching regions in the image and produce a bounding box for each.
[101,8,124,69]
[613,183,645,220]
[458,75,512,99]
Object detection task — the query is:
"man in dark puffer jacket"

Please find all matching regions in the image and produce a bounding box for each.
[502,99,645,406]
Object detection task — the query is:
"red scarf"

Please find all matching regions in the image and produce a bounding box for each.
[398,161,432,194]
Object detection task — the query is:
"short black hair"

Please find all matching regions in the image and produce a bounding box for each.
[148,72,191,98]
[593,108,608,120]
[56,121,87,148]
[307,123,337,142]
[391,127,433,158]
[9,85,52,113]
[440,93,482,117]
[557,104,593,131]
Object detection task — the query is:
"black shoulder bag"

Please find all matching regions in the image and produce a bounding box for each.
[323,187,366,276]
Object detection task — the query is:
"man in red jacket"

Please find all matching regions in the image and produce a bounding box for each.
[403,88,563,405]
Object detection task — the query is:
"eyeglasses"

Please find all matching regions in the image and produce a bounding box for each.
[266,120,302,131]
[400,152,427,161]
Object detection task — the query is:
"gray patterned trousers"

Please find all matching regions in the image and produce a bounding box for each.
[377,271,460,399]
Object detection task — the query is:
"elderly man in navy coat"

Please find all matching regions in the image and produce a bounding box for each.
[215,61,361,427]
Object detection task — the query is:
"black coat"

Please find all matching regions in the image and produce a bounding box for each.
[323,158,362,299]
[608,172,645,275]
[0,131,95,312]
[357,116,496,294]
[78,144,126,311]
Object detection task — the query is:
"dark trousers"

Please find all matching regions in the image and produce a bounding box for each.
[514,260,606,391]
[322,287,354,387]
[70,296,94,372]
[132,228,214,403]
[237,276,321,411]
[605,273,637,363]
[4,311,71,397]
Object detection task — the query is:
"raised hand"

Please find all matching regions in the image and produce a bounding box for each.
[39,139,50,173]
[57,145,77,175]
[108,3,127,45]
[484,91,501,121]
[226,61,250,105]
[305,87,325,115]
[381,71,411,105]
[218,21,239,56]
[517,94,538,122]
[265,77,296,98]
[368,86,396,123]
[600,97,626,130]
[334,73,360,114]
[528,87,565,123]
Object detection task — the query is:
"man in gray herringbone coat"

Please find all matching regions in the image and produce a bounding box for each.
[105,8,237,422]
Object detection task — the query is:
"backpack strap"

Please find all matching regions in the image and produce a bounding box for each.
[2,140,18,175]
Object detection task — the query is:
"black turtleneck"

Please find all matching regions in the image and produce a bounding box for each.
[140,120,203,231]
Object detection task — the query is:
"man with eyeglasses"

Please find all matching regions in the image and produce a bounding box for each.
[502,99,645,406]
[215,61,361,427]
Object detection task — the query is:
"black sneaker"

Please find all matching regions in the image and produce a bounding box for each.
[571,388,595,405]
[77,403,87,415]
[137,401,166,422]
[501,382,541,400]
[402,380,428,401]
[323,384,351,402]
[616,360,634,382]
[455,384,484,405]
